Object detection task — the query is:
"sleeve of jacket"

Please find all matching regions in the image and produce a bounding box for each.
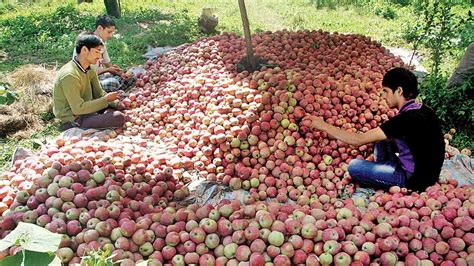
[90,68,106,99]
[61,74,108,115]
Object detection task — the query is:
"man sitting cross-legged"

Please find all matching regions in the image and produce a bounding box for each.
[54,33,126,131]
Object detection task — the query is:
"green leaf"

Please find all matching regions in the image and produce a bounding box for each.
[0,88,18,105]
[0,250,61,266]
[0,223,62,253]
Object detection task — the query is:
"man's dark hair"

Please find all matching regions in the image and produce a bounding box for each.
[96,15,116,29]
[382,67,419,99]
[75,32,104,54]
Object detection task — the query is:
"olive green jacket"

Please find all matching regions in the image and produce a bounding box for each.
[53,59,108,122]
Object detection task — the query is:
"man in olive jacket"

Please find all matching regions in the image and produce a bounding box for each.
[53,33,125,130]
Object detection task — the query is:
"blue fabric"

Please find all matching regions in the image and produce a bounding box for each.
[348,141,409,188]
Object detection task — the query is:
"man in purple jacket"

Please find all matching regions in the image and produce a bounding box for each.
[306,68,445,192]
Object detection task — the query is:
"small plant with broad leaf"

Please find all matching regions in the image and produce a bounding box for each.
[80,245,117,266]
[0,222,62,265]
[0,82,18,105]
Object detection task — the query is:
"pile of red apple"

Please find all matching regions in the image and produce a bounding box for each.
[0,30,472,265]
[0,135,192,218]
[124,30,407,203]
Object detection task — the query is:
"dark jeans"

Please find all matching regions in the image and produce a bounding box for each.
[348,141,409,188]
[60,109,126,131]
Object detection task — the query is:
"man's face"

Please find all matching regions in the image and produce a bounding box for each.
[383,86,398,109]
[85,46,104,65]
[97,25,116,41]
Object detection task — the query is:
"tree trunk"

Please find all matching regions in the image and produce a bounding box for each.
[238,0,256,71]
[446,43,474,89]
[104,0,121,18]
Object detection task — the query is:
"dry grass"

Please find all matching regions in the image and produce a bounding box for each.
[0,64,56,138]
[0,103,37,138]
[9,64,56,114]
[0,105,11,115]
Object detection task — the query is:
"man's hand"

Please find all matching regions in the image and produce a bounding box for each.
[112,64,123,73]
[116,101,126,110]
[301,116,312,127]
[107,66,121,75]
[105,92,120,102]
[302,115,327,131]
[121,70,134,80]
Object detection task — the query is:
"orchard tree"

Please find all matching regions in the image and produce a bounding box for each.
[104,0,121,18]
[77,0,121,18]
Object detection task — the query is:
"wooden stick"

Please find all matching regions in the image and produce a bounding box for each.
[238,0,256,71]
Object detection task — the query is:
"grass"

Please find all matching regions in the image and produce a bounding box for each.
[0,0,472,170]
[0,0,471,72]
[0,123,61,172]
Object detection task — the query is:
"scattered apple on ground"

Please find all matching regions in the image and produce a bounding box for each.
[0,30,472,265]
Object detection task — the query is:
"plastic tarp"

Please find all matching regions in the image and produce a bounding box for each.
[60,127,115,140]
[440,154,474,186]
[175,170,251,208]
[143,45,185,61]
